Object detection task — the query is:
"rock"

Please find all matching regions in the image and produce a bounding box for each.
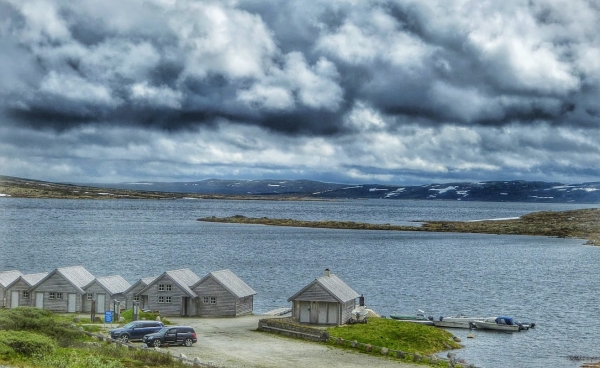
[453,336,461,342]
[467,333,475,338]
[156,316,161,321]
[193,357,203,366]
[179,353,187,360]
[351,340,358,348]
[365,344,372,352]
[396,350,406,359]
[413,352,422,362]
[381,347,388,355]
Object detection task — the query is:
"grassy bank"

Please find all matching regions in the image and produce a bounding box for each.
[198,207,600,245]
[0,307,188,368]
[327,318,460,355]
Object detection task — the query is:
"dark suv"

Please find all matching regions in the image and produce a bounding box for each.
[142,326,197,347]
[109,320,165,343]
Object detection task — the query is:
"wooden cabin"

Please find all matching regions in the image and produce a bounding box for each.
[83,275,131,313]
[137,268,200,316]
[193,269,256,317]
[4,272,47,308]
[0,270,22,308]
[28,266,95,313]
[123,275,157,310]
[288,269,359,325]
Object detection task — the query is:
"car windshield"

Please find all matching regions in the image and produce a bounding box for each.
[122,322,137,328]
[157,327,169,334]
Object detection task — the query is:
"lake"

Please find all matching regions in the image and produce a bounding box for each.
[1,198,599,367]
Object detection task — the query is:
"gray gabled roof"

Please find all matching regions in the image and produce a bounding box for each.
[194,269,256,298]
[93,275,131,295]
[4,272,48,289]
[22,272,48,286]
[139,268,200,298]
[32,266,95,294]
[0,270,22,287]
[288,273,359,303]
[124,275,157,295]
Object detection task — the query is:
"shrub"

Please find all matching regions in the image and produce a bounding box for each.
[0,307,84,344]
[0,330,56,356]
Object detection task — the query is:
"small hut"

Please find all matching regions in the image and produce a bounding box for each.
[288,269,359,325]
[137,268,200,316]
[4,272,47,308]
[83,275,131,313]
[0,270,23,308]
[28,265,95,313]
[193,269,256,317]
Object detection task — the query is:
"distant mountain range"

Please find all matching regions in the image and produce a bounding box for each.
[89,179,600,203]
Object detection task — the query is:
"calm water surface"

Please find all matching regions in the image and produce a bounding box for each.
[1,198,599,368]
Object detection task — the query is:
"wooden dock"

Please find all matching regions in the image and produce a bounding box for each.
[263,307,292,316]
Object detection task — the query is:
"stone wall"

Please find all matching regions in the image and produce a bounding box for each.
[257,317,330,342]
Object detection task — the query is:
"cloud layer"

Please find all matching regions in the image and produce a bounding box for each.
[1,0,599,184]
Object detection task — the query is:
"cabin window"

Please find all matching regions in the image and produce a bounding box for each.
[56,292,63,299]
[49,292,55,300]
[202,296,217,304]
[158,296,172,303]
[22,291,29,299]
[133,296,140,302]
[158,284,172,292]
[87,294,93,300]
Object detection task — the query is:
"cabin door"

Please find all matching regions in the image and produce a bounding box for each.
[67,293,77,313]
[310,301,318,324]
[35,292,44,308]
[181,297,188,316]
[96,294,105,313]
[10,291,19,308]
[299,301,310,323]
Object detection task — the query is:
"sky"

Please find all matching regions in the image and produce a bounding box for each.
[1,0,599,185]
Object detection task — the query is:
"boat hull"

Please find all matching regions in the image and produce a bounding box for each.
[472,321,521,332]
[432,318,484,329]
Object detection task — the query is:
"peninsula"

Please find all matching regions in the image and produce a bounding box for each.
[198,208,600,245]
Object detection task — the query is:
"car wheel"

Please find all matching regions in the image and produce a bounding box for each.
[184,338,193,347]
[152,339,161,347]
[120,334,129,343]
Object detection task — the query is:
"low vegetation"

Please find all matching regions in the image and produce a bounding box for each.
[0,307,189,368]
[327,318,461,355]
[199,207,600,245]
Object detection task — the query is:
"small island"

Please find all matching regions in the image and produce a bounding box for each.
[198,208,600,245]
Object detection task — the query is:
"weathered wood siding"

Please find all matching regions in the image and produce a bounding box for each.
[236,295,253,316]
[5,279,31,308]
[83,282,110,312]
[124,283,147,310]
[291,283,337,302]
[30,273,82,312]
[143,275,195,316]
[195,277,237,317]
[340,300,356,324]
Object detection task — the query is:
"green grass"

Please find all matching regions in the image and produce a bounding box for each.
[327,318,461,355]
[0,307,188,368]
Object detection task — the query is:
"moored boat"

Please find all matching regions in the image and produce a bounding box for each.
[432,314,485,329]
[389,310,434,325]
[472,316,531,332]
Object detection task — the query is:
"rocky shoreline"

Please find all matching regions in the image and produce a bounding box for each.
[198,207,600,245]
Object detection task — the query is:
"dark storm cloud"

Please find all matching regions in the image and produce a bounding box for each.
[2,0,598,137]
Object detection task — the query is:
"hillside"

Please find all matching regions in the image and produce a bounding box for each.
[2,175,600,203]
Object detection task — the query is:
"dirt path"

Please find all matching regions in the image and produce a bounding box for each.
[159,315,415,368]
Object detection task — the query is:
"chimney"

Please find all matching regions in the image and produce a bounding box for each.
[359,294,365,307]
[324,268,330,277]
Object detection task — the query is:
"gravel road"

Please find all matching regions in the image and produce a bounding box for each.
[155,315,415,368]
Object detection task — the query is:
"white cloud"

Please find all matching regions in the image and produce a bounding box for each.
[130,82,183,109]
[39,71,118,106]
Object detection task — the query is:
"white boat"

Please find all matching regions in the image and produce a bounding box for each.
[432,314,485,329]
[472,316,530,332]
